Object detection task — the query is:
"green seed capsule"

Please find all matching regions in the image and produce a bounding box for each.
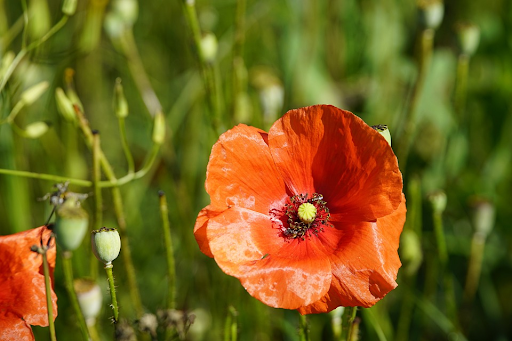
[91,227,121,265]
[54,200,89,251]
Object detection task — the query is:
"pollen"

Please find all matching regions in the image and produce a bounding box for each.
[298,203,317,223]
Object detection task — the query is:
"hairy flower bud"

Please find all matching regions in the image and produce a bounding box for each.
[91,227,121,265]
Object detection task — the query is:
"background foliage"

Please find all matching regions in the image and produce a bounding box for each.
[1,0,511,340]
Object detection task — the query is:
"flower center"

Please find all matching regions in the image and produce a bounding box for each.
[279,193,332,240]
[298,203,316,223]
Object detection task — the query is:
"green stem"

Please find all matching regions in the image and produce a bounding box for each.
[91,133,102,280]
[298,314,310,341]
[341,307,357,341]
[464,232,486,303]
[42,250,57,341]
[231,0,246,123]
[159,191,176,310]
[229,306,238,341]
[432,211,448,265]
[111,186,144,317]
[454,54,469,122]
[62,252,90,341]
[118,117,135,174]
[0,168,92,186]
[181,0,221,134]
[118,30,162,117]
[396,28,434,167]
[105,264,119,323]
[0,15,68,94]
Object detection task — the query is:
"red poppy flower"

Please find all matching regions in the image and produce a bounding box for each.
[194,105,406,314]
[0,226,58,340]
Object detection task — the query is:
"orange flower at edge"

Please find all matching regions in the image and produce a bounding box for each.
[194,105,406,314]
[0,226,58,340]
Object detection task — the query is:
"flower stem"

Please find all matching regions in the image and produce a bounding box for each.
[90,132,102,280]
[464,232,486,303]
[341,307,358,341]
[0,13,68,93]
[396,28,434,167]
[105,264,119,324]
[42,249,57,341]
[298,314,310,341]
[117,29,162,117]
[158,191,176,310]
[180,0,221,134]
[454,54,470,122]
[62,252,91,341]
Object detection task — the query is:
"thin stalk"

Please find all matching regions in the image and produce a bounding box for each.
[111,186,144,317]
[432,210,447,265]
[224,309,232,341]
[91,133,102,280]
[42,250,57,341]
[118,117,135,174]
[181,0,221,134]
[159,191,176,310]
[341,307,358,341]
[348,317,360,341]
[231,0,246,123]
[0,168,92,186]
[396,28,434,166]
[0,15,69,93]
[118,30,162,117]
[62,252,91,341]
[229,306,238,341]
[464,232,486,303]
[454,54,469,121]
[105,264,119,323]
[298,314,310,341]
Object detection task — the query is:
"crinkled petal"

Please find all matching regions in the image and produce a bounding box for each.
[206,124,288,214]
[193,205,225,258]
[268,105,402,222]
[0,312,34,341]
[298,196,406,314]
[206,207,333,309]
[0,226,57,325]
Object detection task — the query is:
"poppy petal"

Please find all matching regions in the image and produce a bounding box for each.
[0,312,34,341]
[205,207,333,309]
[268,105,402,222]
[206,124,287,215]
[0,226,58,325]
[193,205,225,258]
[298,196,406,314]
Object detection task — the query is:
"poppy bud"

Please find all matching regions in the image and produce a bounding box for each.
[91,227,121,265]
[21,81,49,106]
[54,198,89,251]
[417,0,444,30]
[152,110,166,145]
[372,124,392,146]
[1,51,15,79]
[455,22,480,57]
[399,229,423,276]
[428,190,447,214]
[55,87,77,122]
[200,32,218,64]
[62,0,77,16]
[24,121,50,139]
[471,199,495,238]
[74,278,102,326]
[113,0,139,27]
[114,78,129,118]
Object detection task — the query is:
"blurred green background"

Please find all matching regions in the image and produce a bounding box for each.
[1,0,511,340]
